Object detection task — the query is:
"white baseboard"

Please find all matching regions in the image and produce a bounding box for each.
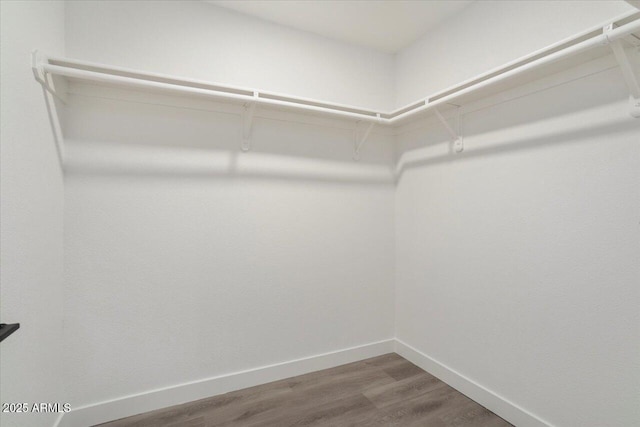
[55,339,394,427]
[394,339,553,427]
[56,338,554,427]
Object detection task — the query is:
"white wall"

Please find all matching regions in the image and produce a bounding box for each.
[395,64,640,427]
[4,1,639,426]
[61,82,396,407]
[0,2,66,427]
[65,0,395,111]
[394,0,635,107]
[61,0,398,407]
[395,3,640,425]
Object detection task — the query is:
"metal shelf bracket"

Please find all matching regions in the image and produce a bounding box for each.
[434,106,464,153]
[31,50,66,166]
[353,115,378,161]
[31,50,67,104]
[604,24,640,118]
[241,92,258,152]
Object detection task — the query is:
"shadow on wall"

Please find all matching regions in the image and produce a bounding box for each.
[395,66,640,182]
[395,115,638,183]
[60,67,639,185]
[61,87,396,186]
[63,139,396,187]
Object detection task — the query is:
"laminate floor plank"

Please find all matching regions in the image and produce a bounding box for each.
[363,371,445,408]
[381,360,428,381]
[96,353,513,427]
[286,362,395,396]
[374,383,511,427]
[211,368,395,426]
[371,383,464,426]
[166,416,205,427]
[249,394,377,427]
[437,400,513,427]
[96,381,293,427]
[360,353,406,369]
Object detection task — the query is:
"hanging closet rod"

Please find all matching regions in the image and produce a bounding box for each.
[37,15,640,126]
[40,60,385,124]
[389,16,640,124]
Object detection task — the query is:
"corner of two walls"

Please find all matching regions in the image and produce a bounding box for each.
[9,1,638,426]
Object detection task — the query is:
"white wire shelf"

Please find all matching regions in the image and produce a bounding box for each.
[33,11,640,158]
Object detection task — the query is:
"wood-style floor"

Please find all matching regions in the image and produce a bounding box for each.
[96,353,512,427]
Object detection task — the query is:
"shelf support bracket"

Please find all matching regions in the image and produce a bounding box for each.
[31,50,67,104]
[353,115,378,161]
[434,106,464,153]
[241,92,258,152]
[31,50,65,167]
[604,24,640,118]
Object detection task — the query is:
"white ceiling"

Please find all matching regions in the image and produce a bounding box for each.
[207,1,474,53]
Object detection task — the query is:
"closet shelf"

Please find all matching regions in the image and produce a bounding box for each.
[33,12,640,156]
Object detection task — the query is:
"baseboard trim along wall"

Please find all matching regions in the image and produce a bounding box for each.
[57,338,556,427]
[394,339,553,427]
[55,339,395,427]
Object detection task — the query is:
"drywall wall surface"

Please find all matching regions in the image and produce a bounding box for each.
[63,0,396,411]
[395,66,640,427]
[0,2,66,427]
[64,0,395,111]
[61,88,396,407]
[394,0,635,108]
